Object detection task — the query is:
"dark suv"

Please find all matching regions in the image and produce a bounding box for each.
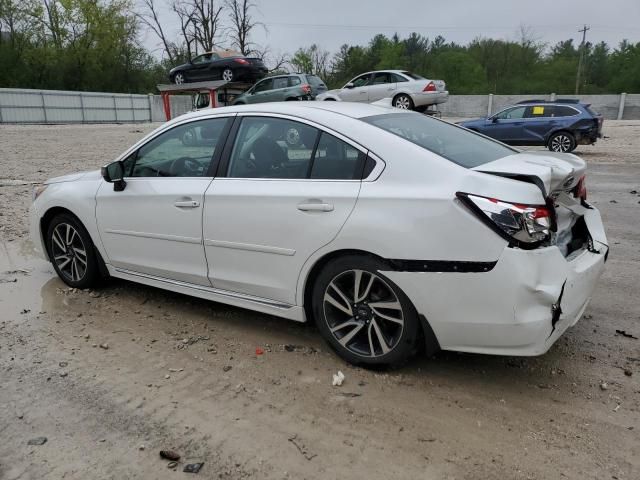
[459,100,603,152]
[233,74,328,105]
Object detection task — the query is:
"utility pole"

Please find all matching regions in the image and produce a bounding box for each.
[575,24,590,95]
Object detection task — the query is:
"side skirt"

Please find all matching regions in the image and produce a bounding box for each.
[108,266,306,323]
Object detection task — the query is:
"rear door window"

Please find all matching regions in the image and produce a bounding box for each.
[289,76,302,86]
[272,77,289,90]
[553,106,579,117]
[310,133,366,180]
[525,105,551,118]
[391,73,409,82]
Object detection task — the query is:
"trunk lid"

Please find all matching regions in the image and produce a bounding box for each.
[432,80,446,92]
[472,151,586,195]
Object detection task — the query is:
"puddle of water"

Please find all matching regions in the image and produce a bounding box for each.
[0,238,65,319]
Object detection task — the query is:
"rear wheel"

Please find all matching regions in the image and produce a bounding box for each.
[548,131,576,153]
[393,94,414,110]
[47,214,100,288]
[312,255,420,367]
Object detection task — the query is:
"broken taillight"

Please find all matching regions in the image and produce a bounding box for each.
[301,83,312,94]
[573,175,587,201]
[457,192,553,248]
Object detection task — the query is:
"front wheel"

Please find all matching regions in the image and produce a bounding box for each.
[312,255,420,367]
[47,214,100,288]
[221,68,234,82]
[393,94,414,110]
[174,72,185,85]
[548,132,576,153]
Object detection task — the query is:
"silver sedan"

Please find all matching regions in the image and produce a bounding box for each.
[316,70,448,111]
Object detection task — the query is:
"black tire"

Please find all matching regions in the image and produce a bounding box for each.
[311,255,421,367]
[173,72,185,85]
[47,213,101,288]
[323,98,336,101]
[548,131,576,153]
[393,93,414,110]
[221,68,234,82]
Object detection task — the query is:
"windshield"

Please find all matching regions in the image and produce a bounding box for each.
[362,112,517,168]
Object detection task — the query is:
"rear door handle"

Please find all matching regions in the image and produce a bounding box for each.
[297,202,334,212]
[174,200,200,208]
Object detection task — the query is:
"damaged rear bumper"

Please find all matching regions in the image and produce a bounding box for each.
[382,209,608,356]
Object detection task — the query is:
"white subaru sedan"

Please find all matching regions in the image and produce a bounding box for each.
[30,102,608,366]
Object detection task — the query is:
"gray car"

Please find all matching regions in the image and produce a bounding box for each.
[233,74,327,105]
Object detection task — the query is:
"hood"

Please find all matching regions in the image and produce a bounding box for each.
[473,151,586,195]
[316,89,342,100]
[170,63,190,73]
[458,117,487,127]
[45,170,100,185]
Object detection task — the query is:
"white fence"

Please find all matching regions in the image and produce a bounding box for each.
[0,88,192,124]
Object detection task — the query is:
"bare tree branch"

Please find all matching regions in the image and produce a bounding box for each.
[136,0,175,63]
[225,0,262,56]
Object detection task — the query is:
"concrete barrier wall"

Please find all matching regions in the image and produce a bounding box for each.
[0,88,192,124]
[1,88,637,123]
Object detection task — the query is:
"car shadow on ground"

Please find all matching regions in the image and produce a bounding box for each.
[68,277,574,388]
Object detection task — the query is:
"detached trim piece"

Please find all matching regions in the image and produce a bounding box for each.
[386,259,497,273]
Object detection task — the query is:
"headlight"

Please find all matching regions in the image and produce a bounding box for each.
[33,184,48,201]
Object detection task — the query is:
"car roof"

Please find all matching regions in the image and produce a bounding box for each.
[173,101,397,124]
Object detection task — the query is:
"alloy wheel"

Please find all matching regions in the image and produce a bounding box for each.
[394,95,411,110]
[550,134,572,152]
[323,269,405,358]
[174,73,185,85]
[222,69,234,81]
[51,223,87,283]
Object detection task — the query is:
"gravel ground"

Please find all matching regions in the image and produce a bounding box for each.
[1,120,639,479]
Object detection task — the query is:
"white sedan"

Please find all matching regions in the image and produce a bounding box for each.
[316,70,448,111]
[30,102,608,366]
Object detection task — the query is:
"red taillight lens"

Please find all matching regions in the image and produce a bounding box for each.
[457,192,553,248]
[234,58,249,64]
[301,83,311,94]
[573,175,587,201]
[423,82,436,92]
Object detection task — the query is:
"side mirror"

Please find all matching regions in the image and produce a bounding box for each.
[491,116,499,123]
[344,82,355,89]
[101,160,127,191]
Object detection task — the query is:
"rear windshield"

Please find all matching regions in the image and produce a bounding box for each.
[362,112,517,168]
[305,75,326,87]
[401,71,425,80]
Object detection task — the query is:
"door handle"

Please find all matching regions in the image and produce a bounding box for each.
[174,200,200,208]
[297,202,334,212]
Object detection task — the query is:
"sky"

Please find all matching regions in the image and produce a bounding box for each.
[141,0,640,62]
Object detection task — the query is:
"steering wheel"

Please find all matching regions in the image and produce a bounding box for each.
[169,156,200,176]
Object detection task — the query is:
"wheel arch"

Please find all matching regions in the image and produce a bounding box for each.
[545,128,575,145]
[40,206,108,276]
[300,248,440,355]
